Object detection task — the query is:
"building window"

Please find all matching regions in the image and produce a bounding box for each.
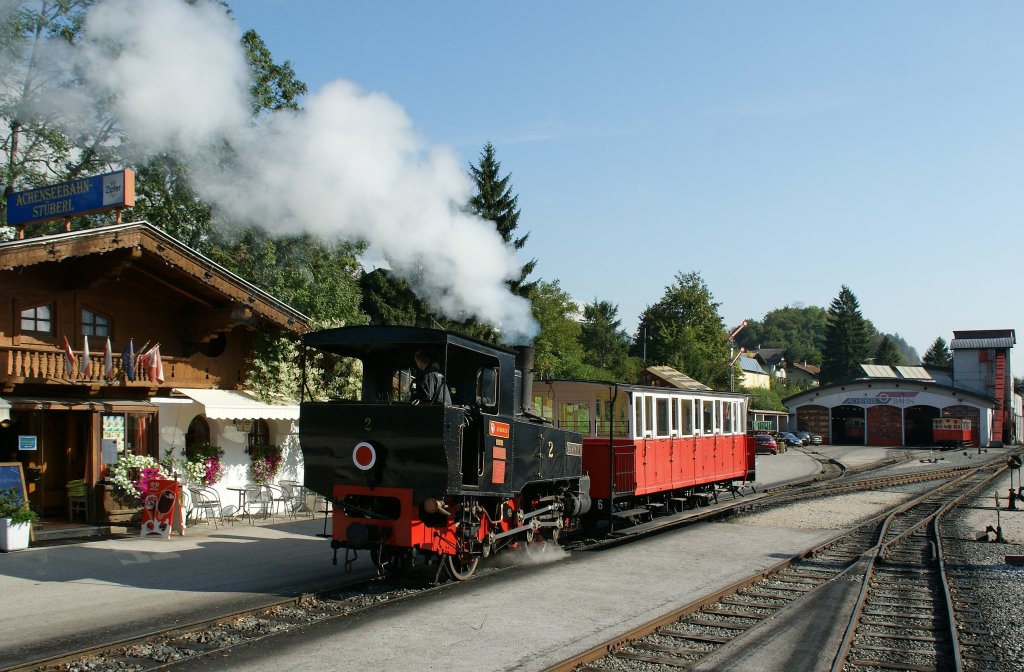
[248,419,270,449]
[82,308,110,337]
[185,416,211,455]
[20,304,52,334]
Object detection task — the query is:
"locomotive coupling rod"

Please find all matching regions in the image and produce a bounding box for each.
[520,503,560,521]
[490,515,563,542]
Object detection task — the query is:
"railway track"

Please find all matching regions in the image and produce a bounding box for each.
[830,466,1000,672]
[547,460,1008,672]
[8,451,1007,672]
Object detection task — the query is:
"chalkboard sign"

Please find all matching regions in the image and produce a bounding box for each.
[0,463,28,505]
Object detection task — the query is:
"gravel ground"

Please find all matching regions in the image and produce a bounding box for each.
[724,470,1024,672]
[726,489,914,530]
[944,473,1024,672]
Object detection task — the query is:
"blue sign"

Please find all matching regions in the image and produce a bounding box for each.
[6,169,135,227]
[17,435,37,452]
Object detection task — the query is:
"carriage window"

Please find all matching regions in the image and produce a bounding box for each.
[634,396,644,438]
[644,396,654,437]
[723,402,733,434]
[558,401,591,435]
[533,394,554,423]
[678,399,692,435]
[476,367,497,407]
[670,400,678,436]
[595,392,629,437]
[702,400,714,433]
[655,398,670,437]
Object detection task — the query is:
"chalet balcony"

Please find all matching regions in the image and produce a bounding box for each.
[1,344,215,391]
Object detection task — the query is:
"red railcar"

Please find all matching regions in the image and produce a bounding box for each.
[932,417,973,449]
[537,380,755,529]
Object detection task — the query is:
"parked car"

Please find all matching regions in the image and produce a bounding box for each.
[796,431,812,445]
[779,432,803,447]
[753,434,779,455]
[810,434,823,445]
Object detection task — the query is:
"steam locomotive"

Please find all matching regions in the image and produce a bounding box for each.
[299,326,591,580]
[300,325,755,580]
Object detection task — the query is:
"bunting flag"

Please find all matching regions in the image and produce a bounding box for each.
[121,338,135,382]
[81,335,91,378]
[103,337,114,381]
[62,335,75,376]
[145,343,165,383]
[134,340,150,378]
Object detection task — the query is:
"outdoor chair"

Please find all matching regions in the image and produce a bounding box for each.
[264,483,294,521]
[279,480,312,517]
[187,487,225,528]
[242,484,272,524]
[66,479,90,523]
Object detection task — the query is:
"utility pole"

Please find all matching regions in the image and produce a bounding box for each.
[728,321,748,392]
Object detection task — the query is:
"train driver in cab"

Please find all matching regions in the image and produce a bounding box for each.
[414,349,452,405]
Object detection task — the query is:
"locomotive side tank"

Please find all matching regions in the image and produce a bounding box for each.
[300,326,589,579]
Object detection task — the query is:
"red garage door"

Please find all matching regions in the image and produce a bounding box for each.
[796,405,830,441]
[867,406,902,446]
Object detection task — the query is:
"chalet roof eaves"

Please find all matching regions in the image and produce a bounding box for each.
[0,221,310,332]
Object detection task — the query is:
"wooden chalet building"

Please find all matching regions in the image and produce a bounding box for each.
[0,222,309,524]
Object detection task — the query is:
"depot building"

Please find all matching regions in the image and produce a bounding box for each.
[784,329,1022,448]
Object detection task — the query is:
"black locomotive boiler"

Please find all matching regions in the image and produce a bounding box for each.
[300,325,591,580]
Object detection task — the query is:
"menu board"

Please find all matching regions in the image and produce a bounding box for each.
[101,414,125,464]
[0,463,27,505]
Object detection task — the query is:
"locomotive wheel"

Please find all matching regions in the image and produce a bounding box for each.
[521,529,549,559]
[444,554,479,581]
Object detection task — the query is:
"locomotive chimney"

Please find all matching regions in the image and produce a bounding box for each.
[515,346,535,415]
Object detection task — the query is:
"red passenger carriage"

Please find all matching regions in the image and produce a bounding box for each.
[932,417,973,449]
[535,380,755,529]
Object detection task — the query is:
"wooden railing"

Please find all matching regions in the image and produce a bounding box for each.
[1,345,219,388]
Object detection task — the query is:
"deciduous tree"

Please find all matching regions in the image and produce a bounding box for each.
[633,271,729,389]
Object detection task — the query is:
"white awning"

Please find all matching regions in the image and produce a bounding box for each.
[170,388,299,421]
[0,397,10,424]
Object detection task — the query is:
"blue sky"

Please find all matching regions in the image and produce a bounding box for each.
[230,1,1023,372]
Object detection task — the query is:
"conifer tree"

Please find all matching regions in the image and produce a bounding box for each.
[873,335,903,366]
[922,336,952,367]
[820,286,871,384]
[467,143,536,294]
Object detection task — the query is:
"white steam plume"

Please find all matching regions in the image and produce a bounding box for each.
[15,0,538,341]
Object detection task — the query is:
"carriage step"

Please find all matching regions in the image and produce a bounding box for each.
[612,507,653,520]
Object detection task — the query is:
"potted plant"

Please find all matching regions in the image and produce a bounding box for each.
[245,443,283,485]
[187,443,225,487]
[0,487,38,552]
[102,453,173,523]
